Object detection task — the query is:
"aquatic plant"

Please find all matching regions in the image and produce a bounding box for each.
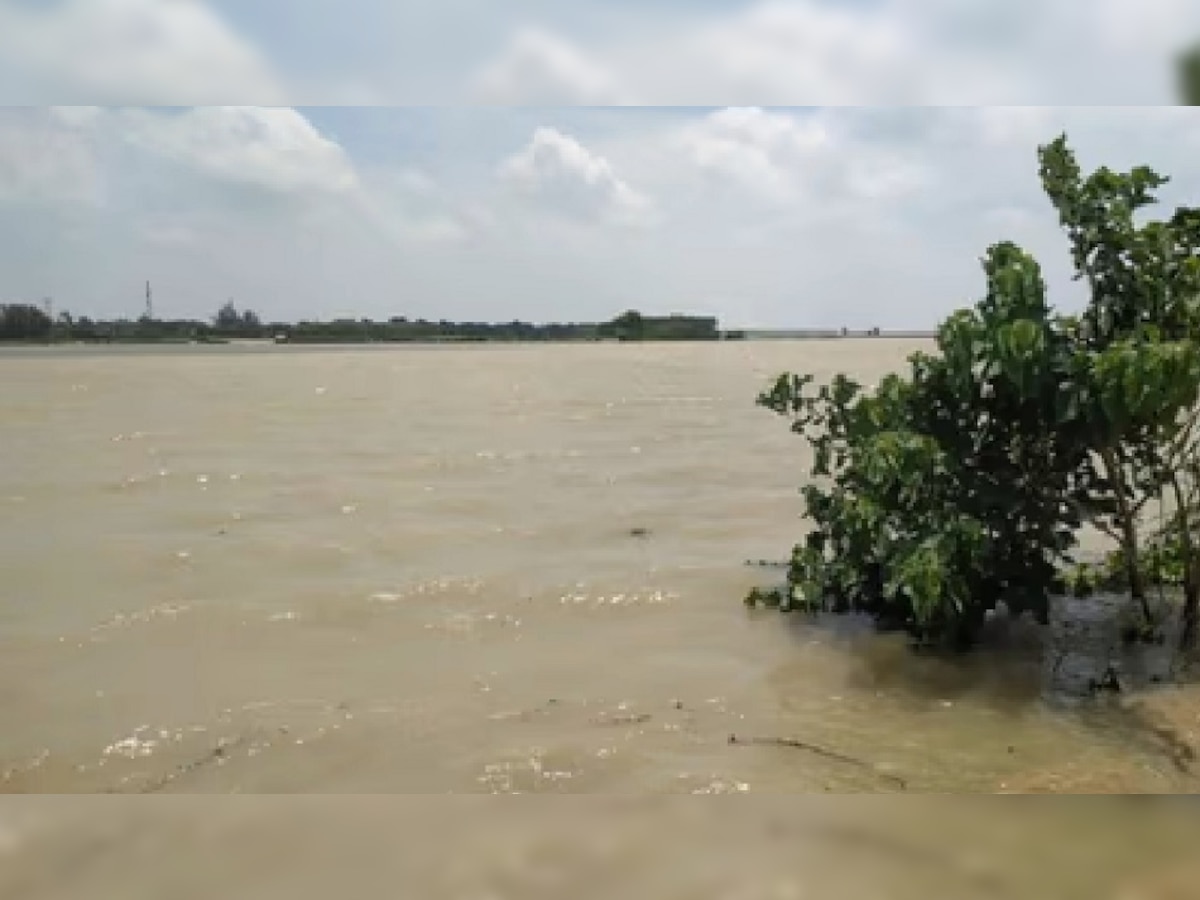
[751,137,1200,654]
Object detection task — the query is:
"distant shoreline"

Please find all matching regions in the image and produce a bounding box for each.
[0,331,936,349]
[2,301,936,346]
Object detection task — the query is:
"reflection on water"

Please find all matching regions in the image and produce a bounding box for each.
[1,341,1199,800]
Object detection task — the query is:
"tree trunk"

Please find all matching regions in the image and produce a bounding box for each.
[1102,448,1152,622]
[1169,477,1198,655]
[1183,579,1199,654]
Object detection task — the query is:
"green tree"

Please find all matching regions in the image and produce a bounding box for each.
[752,136,1200,653]
[758,243,1087,646]
[0,304,53,341]
[1039,136,1200,633]
[611,310,645,341]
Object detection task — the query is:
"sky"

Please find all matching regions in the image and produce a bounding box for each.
[0,0,1199,328]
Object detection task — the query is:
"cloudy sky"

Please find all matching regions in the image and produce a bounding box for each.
[1,1,1199,327]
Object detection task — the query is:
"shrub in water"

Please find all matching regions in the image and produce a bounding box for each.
[752,137,1200,654]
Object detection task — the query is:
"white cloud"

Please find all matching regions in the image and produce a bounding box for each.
[48,106,107,129]
[3,0,1195,106]
[0,111,102,207]
[645,0,919,105]
[468,1,926,104]
[2,0,1197,105]
[845,153,930,201]
[391,170,440,198]
[402,217,472,243]
[139,220,199,247]
[118,107,358,196]
[679,107,833,203]
[499,127,655,226]
[1089,0,1199,54]
[113,107,480,248]
[470,0,1200,104]
[675,107,928,210]
[354,167,479,246]
[2,104,480,261]
[972,107,1058,147]
[471,27,625,104]
[0,0,283,104]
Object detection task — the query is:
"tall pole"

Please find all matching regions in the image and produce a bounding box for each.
[145,281,153,320]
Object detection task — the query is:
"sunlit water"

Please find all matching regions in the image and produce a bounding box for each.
[2,341,1198,798]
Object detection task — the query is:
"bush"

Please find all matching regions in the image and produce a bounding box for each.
[751,136,1200,653]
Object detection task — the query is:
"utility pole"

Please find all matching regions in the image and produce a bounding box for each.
[145,281,153,321]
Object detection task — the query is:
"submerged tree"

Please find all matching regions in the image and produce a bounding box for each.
[756,244,1087,647]
[751,136,1200,654]
[1039,137,1200,631]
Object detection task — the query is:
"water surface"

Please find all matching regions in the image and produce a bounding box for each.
[2,341,1197,795]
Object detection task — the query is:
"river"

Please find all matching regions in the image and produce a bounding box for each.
[2,340,1197,801]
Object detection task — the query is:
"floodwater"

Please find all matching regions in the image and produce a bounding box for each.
[3,797,1200,900]
[2,340,1198,800]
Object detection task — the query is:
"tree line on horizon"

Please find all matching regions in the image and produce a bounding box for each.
[0,302,723,344]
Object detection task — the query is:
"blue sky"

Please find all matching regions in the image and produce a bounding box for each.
[0,2,1199,327]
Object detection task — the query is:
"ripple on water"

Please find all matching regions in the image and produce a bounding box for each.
[556,588,677,610]
[366,577,486,606]
[105,725,178,759]
[59,698,405,793]
[362,580,484,619]
[89,602,191,641]
[425,610,522,638]
[678,774,751,794]
[478,746,582,793]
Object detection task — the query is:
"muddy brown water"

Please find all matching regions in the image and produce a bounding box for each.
[2,340,1198,800]
[3,797,1200,900]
